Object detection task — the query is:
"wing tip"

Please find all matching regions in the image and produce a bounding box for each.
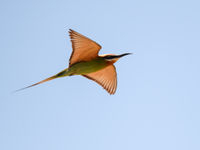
[68,29,73,35]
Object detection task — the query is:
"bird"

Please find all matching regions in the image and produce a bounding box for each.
[16,29,131,94]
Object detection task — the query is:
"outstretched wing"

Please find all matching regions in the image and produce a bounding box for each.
[83,65,117,94]
[69,29,102,66]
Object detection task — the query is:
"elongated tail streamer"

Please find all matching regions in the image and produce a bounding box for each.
[14,68,69,93]
[13,75,57,92]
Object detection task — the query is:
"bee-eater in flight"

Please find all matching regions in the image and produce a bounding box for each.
[16,29,131,94]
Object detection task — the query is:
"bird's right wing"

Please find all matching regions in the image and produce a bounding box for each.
[69,29,102,66]
[83,65,117,94]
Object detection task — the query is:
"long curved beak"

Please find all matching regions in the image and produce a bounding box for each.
[103,53,132,61]
[118,53,132,57]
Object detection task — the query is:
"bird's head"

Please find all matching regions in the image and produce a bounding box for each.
[100,53,132,63]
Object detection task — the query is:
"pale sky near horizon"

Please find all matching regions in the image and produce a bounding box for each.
[1,0,200,150]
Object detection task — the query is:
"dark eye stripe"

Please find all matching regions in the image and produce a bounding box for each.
[104,56,117,59]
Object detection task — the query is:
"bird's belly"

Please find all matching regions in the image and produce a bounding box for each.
[68,60,107,75]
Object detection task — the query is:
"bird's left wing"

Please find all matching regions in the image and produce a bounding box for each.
[83,65,117,94]
[69,29,102,66]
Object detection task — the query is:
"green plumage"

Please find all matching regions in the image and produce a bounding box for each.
[14,57,108,92]
[56,57,107,77]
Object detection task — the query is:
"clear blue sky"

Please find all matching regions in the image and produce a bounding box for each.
[1,0,200,150]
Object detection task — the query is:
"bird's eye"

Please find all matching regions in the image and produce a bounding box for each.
[104,56,114,59]
[105,56,110,59]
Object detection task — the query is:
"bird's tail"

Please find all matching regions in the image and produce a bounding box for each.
[14,68,68,92]
[14,75,57,92]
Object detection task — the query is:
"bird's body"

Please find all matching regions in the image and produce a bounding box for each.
[16,29,131,94]
[65,57,108,76]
